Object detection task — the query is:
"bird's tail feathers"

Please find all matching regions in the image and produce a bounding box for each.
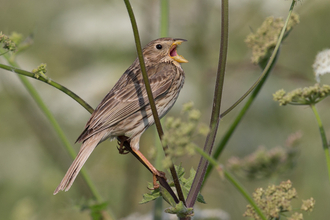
[53,136,100,195]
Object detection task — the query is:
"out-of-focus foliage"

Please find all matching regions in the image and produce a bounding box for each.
[227,132,301,179]
[162,102,209,168]
[245,13,299,64]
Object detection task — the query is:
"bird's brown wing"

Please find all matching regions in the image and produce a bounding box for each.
[76,62,177,143]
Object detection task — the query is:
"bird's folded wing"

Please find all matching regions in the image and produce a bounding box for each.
[76,62,177,143]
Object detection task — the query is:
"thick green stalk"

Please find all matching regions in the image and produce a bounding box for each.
[123,0,186,206]
[2,55,114,219]
[0,63,94,113]
[160,0,169,38]
[202,50,279,186]
[194,147,267,220]
[185,0,228,209]
[310,104,330,183]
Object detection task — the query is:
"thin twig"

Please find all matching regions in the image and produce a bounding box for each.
[0,63,94,113]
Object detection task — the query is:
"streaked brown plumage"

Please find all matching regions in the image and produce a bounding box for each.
[54,38,188,194]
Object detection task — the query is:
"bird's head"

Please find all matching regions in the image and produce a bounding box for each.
[142,38,188,65]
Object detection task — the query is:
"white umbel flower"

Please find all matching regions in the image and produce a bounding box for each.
[313,49,330,83]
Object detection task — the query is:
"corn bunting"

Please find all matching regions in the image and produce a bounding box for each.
[54,37,188,194]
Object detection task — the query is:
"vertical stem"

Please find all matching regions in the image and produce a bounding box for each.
[160,0,169,38]
[123,0,186,206]
[153,197,163,220]
[153,1,169,218]
[310,104,330,183]
[186,0,229,208]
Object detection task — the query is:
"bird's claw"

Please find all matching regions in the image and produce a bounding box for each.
[117,138,130,154]
[117,145,130,154]
[148,170,166,190]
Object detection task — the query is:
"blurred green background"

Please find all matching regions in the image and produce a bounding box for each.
[1,0,330,219]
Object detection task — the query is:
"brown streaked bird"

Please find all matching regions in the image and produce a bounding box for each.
[54,38,188,195]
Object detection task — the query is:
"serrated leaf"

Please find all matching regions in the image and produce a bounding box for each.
[197,193,206,204]
[140,189,161,204]
[176,164,185,178]
[184,168,196,188]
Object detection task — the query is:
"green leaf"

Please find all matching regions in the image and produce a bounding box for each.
[176,163,185,178]
[197,193,206,204]
[140,187,161,204]
[179,167,206,204]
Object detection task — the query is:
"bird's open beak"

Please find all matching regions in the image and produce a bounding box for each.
[169,39,188,63]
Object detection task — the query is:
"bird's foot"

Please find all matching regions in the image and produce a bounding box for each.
[117,136,130,155]
[148,170,166,190]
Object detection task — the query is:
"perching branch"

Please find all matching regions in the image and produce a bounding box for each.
[123,0,186,207]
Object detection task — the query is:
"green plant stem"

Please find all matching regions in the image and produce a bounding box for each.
[153,1,169,217]
[310,104,330,183]
[160,0,169,37]
[220,0,296,118]
[202,49,279,187]
[0,63,94,113]
[194,147,267,220]
[123,0,186,207]
[2,55,114,219]
[185,0,228,210]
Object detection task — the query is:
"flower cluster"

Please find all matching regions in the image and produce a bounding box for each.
[273,84,330,106]
[313,49,330,83]
[0,32,23,52]
[161,102,209,168]
[245,13,299,64]
[244,180,315,220]
[227,132,301,179]
[0,32,17,52]
[32,63,48,79]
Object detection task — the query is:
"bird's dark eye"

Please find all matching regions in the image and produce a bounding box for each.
[156,44,162,50]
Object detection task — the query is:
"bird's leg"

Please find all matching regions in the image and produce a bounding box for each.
[131,148,166,189]
[117,136,166,189]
